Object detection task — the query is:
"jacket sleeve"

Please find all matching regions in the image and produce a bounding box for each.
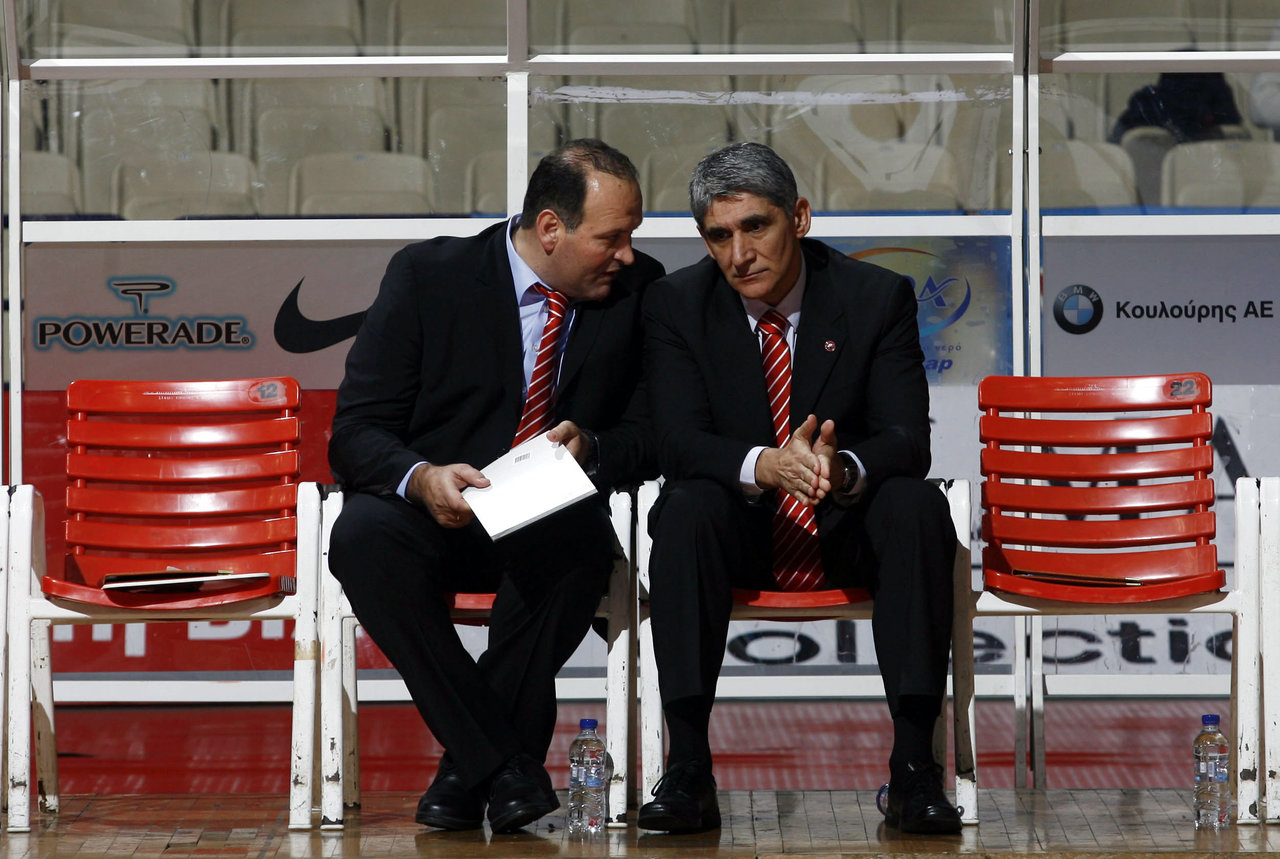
[589,254,667,491]
[328,247,428,495]
[643,277,759,490]
[846,275,932,487]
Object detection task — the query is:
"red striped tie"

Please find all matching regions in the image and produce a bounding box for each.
[513,285,570,446]
[757,310,826,591]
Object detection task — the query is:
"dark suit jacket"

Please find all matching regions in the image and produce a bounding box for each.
[330,220,665,497]
[643,237,930,538]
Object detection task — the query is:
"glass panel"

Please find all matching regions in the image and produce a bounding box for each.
[529,0,1015,55]
[737,74,1012,215]
[538,74,1009,216]
[535,74,735,215]
[1043,0,1230,53]
[1042,73,1277,212]
[21,77,505,218]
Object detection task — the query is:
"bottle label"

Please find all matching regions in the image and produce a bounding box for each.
[1196,748,1229,784]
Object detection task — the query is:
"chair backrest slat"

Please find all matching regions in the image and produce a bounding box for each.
[67,517,297,552]
[981,445,1213,482]
[68,484,297,517]
[67,416,300,449]
[982,476,1214,516]
[978,373,1211,412]
[979,411,1211,447]
[67,378,299,413]
[67,450,300,483]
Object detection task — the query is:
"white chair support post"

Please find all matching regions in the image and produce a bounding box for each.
[956,475,1263,824]
[1258,476,1280,821]
[636,478,975,821]
[5,482,322,832]
[318,486,638,829]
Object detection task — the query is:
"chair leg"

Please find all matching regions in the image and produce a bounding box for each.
[341,617,361,809]
[288,482,321,830]
[1013,614,1028,789]
[1030,615,1047,789]
[6,486,39,833]
[318,488,349,828]
[1239,475,1268,823]
[637,599,664,800]
[605,488,634,827]
[32,620,58,815]
[945,479,977,823]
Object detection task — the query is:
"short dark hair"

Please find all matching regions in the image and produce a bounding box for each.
[689,142,798,227]
[519,138,639,230]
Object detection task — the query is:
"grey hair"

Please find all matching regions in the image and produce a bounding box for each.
[688,142,799,227]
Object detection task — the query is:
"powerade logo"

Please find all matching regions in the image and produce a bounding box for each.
[1053,284,1104,335]
[34,277,254,352]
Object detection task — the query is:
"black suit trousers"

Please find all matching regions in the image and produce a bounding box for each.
[328,491,615,791]
[647,477,956,720]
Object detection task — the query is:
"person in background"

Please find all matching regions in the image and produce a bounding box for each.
[639,142,960,836]
[327,139,663,833]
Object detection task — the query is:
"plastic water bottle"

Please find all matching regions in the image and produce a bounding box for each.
[568,718,606,835]
[1194,713,1233,829]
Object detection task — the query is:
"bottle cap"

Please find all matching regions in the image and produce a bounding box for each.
[580,718,598,730]
[1202,714,1220,726]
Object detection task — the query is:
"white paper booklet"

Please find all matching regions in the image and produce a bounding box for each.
[462,433,597,539]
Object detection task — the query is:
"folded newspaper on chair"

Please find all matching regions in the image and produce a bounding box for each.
[462,433,596,540]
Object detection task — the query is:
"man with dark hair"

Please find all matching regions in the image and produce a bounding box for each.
[328,138,663,833]
[639,142,960,835]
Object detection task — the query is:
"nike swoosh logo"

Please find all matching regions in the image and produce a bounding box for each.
[273,278,367,354]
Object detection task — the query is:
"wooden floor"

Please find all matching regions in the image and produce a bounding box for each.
[6,698,1269,857]
[5,789,1280,858]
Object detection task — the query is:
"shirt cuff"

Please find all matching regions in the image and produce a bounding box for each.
[397,461,428,500]
[739,446,767,497]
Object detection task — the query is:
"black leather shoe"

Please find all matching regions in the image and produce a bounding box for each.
[637,758,721,833]
[486,754,558,833]
[884,761,962,834]
[415,756,484,830]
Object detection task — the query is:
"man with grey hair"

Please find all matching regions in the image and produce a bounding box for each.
[639,142,960,835]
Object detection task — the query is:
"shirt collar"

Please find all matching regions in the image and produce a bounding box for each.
[741,256,807,332]
[505,215,545,306]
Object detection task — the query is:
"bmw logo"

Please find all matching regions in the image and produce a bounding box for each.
[1053,284,1103,335]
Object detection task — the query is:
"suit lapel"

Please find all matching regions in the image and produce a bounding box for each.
[792,258,845,423]
[710,277,777,443]
[471,226,525,421]
[557,300,599,400]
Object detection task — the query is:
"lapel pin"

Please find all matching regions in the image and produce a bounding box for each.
[824,340,837,352]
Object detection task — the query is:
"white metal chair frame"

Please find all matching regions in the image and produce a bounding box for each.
[5,482,322,832]
[952,475,1265,824]
[317,485,638,829]
[634,478,979,823]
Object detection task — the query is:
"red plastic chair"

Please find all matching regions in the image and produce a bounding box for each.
[951,373,1261,821]
[634,477,975,819]
[5,378,322,832]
